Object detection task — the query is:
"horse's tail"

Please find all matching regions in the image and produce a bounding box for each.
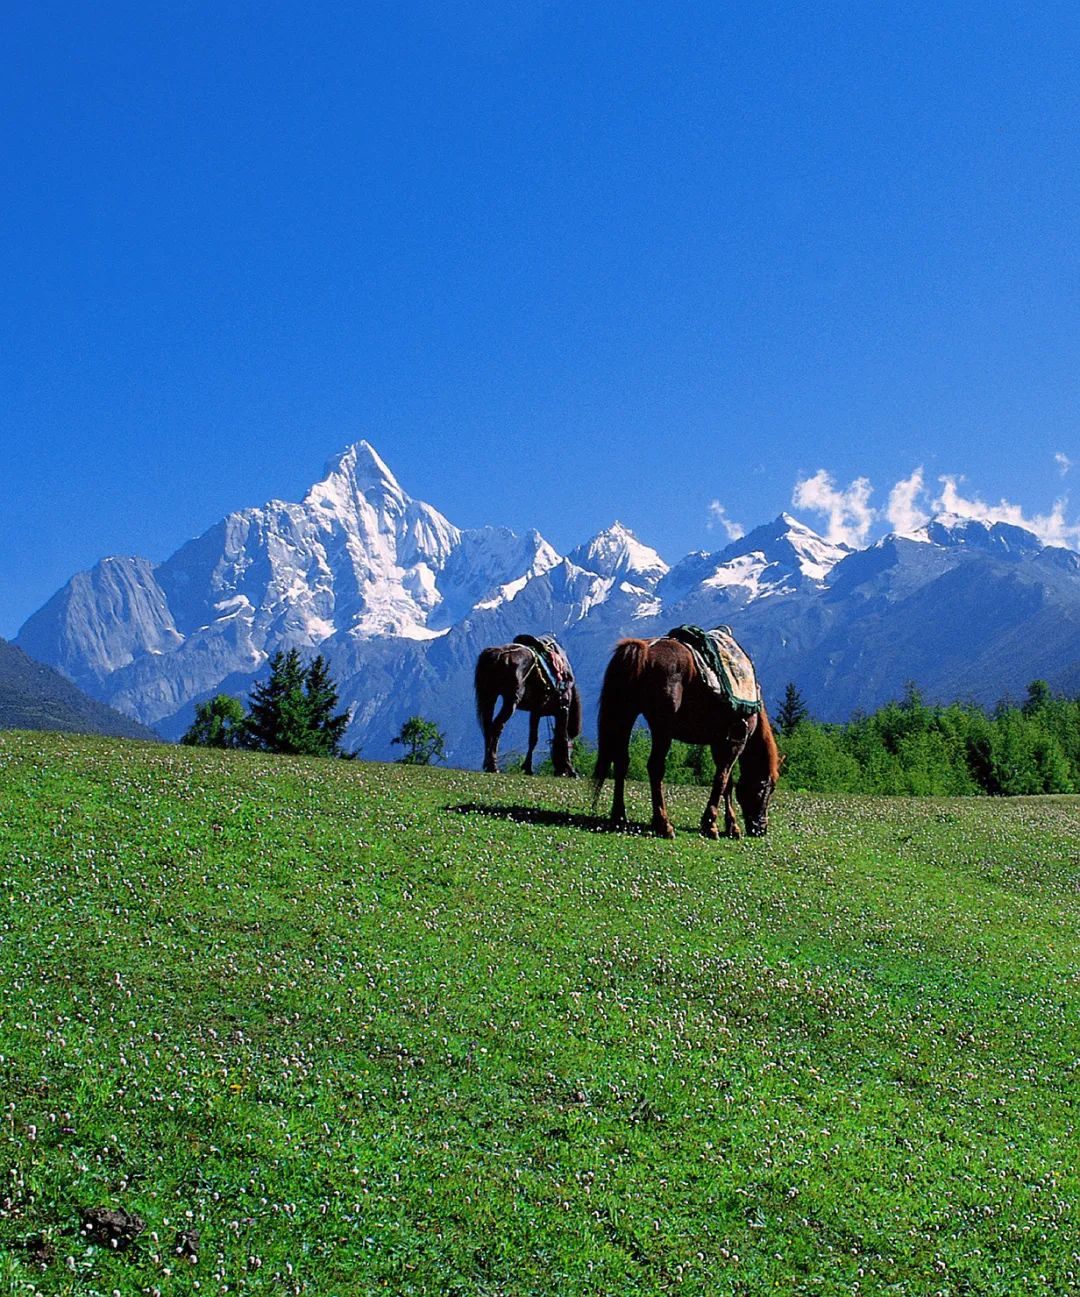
[592,639,649,808]
[474,648,502,734]
[567,682,583,740]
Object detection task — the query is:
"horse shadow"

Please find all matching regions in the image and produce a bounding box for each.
[448,801,620,834]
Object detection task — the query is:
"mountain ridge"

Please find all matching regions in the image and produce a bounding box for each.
[16,441,1080,763]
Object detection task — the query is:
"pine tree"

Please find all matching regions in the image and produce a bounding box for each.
[775,681,810,736]
[244,650,303,753]
[303,654,351,757]
[243,650,350,756]
[1022,679,1053,717]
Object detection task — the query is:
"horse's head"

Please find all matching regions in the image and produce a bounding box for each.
[735,710,782,837]
[736,773,775,836]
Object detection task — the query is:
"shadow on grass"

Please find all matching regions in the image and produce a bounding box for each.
[449,801,757,842]
[447,801,639,834]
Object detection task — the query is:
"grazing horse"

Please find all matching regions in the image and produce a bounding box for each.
[593,636,780,838]
[474,639,583,776]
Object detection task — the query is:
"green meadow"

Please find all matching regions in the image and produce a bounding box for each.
[1,731,1079,1295]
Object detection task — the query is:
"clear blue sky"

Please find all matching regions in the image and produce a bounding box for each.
[4,2,1080,637]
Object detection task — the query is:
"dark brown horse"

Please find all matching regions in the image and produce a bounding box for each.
[474,641,583,776]
[593,637,780,838]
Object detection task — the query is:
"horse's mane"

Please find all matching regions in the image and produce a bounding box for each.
[746,703,781,783]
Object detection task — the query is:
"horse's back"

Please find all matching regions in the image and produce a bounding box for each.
[605,636,695,696]
[475,642,531,695]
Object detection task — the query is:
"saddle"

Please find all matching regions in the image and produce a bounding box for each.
[665,624,761,716]
[513,634,574,701]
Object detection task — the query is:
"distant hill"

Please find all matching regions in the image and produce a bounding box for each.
[0,638,159,740]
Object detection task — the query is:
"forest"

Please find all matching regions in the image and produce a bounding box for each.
[555,680,1080,796]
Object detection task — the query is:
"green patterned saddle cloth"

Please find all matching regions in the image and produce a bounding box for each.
[665,624,761,715]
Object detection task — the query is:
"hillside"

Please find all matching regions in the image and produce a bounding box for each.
[0,638,158,740]
[2,733,1079,1294]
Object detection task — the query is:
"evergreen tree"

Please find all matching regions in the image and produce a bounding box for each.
[900,680,925,713]
[1022,679,1053,717]
[392,715,447,765]
[244,649,305,753]
[181,694,246,748]
[303,654,351,757]
[243,650,351,756]
[775,682,810,735]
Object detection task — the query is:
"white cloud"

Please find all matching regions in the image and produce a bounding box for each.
[886,466,931,535]
[789,464,1080,552]
[707,500,745,541]
[791,469,875,547]
[934,475,1080,547]
[1056,452,1073,477]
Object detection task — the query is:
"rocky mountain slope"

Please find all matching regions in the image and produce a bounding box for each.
[17,442,1080,763]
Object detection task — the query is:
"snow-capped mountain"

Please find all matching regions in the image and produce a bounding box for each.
[19,443,561,722]
[566,522,668,589]
[16,441,1080,762]
[914,513,1046,556]
[659,513,850,617]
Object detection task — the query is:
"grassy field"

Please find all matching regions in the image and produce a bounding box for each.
[1,732,1079,1295]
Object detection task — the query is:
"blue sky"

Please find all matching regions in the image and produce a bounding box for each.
[4,2,1080,637]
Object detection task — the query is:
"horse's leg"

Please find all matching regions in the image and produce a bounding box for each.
[562,718,578,778]
[478,680,498,773]
[723,781,740,839]
[486,696,516,773]
[524,710,540,774]
[481,710,497,774]
[551,708,576,777]
[702,740,741,840]
[609,719,633,827]
[647,729,675,839]
[710,738,748,838]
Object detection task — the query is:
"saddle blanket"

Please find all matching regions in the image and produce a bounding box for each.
[665,624,761,715]
[513,634,574,693]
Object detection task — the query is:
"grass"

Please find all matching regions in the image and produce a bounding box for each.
[1,731,1079,1295]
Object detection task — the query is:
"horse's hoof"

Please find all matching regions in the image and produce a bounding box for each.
[701,824,719,841]
[653,822,676,840]
[724,826,742,840]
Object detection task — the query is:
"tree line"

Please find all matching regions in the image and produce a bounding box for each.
[182,649,445,764]
[529,679,1080,797]
[773,679,1080,796]
[187,651,1080,796]
[182,650,352,756]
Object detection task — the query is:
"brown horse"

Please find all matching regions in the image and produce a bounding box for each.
[474,641,583,776]
[593,637,780,838]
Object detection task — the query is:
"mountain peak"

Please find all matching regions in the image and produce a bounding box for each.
[719,513,849,580]
[325,440,402,490]
[567,522,668,585]
[914,513,1044,555]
